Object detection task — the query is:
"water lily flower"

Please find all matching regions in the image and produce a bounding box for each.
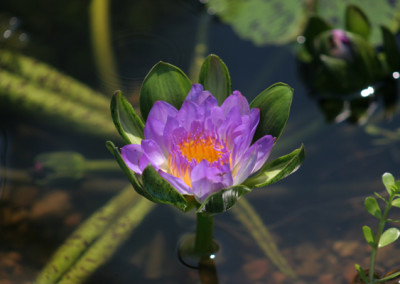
[121,84,275,202]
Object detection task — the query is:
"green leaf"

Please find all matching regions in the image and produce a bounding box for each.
[381,26,400,73]
[250,83,293,142]
[197,185,251,214]
[111,91,144,145]
[378,227,400,248]
[392,198,400,208]
[362,225,375,246]
[243,144,305,188]
[199,54,232,105]
[345,5,371,40]
[142,165,188,211]
[355,264,369,283]
[382,172,396,195]
[365,196,382,219]
[139,61,192,120]
[106,141,155,202]
[302,15,333,55]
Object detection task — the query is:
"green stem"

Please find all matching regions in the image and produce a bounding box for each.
[195,213,214,255]
[369,199,393,283]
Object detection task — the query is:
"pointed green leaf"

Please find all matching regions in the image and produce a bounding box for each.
[197,185,251,214]
[382,172,396,195]
[378,227,400,248]
[106,141,155,201]
[302,16,333,54]
[111,91,144,145]
[392,198,400,208]
[243,144,305,189]
[199,54,232,105]
[142,165,187,211]
[365,196,382,219]
[345,5,371,40]
[355,264,368,283]
[250,83,293,142]
[362,225,375,246]
[139,62,192,120]
[381,26,400,72]
[379,270,400,283]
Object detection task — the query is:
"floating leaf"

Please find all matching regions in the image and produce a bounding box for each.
[197,185,251,214]
[111,91,144,145]
[142,165,188,211]
[140,62,192,120]
[362,225,375,246]
[365,196,382,219]
[250,83,293,142]
[199,54,232,105]
[378,227,400,247]
[243,145,305,188]
[345,5,371,40]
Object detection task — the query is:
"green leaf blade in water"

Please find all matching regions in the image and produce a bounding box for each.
[364,196,382,219]
[362,225,375,246]
[111,91,144,145]
[139,61,192,120]
[199,54,232,105]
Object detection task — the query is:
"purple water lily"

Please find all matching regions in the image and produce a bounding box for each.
[121,84,275,202]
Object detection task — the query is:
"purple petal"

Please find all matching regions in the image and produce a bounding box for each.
[186,84,217,106]
[221,91,250,115]
[158,170,192,195]
[191,160,233,202]
[251,135,275,173]
[146,101,178,124]
[141,139,168,171]
[121,144,145,174]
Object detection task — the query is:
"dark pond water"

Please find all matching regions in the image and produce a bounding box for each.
[1,1,400,283]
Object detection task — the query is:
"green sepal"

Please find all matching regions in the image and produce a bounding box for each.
[199,54,232,105]
[362,225,375,246]
[302,15,332,55]
[111,90,144,145]
[378,227,400,248]
[139,61,192,120]
[106,141,155,202]
[345,5,371,40]
[197,185,251,214]
[382,172,396,195]
[392,198,400,208]
[381,26,400,73]
[243,144,305,188]
[365,196,382,219]
[142,165,188,211]
[355,264,369,283]
[250,83,293,142]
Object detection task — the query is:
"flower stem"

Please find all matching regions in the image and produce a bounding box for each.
[195,213,214,255]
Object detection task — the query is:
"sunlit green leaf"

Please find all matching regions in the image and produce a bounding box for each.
[345,5,371,40]
[142,165,188,211]
[197,185,251,214]
[243,145,305,188]
[199,54,232,105]
[381,26,400,73]
[382,172,396,195]
[378,227,400,248]
[392,198,400,208]
[140,61,192,120]
[250,83,293,142]
[106,141,155,202]
[111,91,144,145]
[362,225,375,246]
[365,196,382,219]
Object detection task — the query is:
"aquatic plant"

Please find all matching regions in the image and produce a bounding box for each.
[354,173,400,283]
[107,54,304,259]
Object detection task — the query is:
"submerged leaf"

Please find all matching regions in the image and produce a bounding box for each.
[362,225,375,246]
[365,196,382,219]
[378,227,400,248]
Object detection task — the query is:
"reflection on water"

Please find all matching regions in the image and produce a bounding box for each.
[1,0,400,283]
